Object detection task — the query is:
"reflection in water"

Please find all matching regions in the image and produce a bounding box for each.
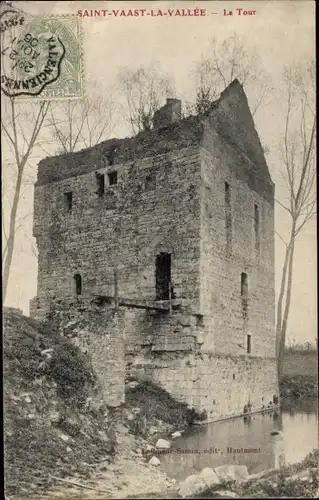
[274,434,286,469]
[243,415,252,427]
[282,411,318,465]
[159,400,318,481]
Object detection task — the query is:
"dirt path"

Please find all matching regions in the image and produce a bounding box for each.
[36,425,178,500]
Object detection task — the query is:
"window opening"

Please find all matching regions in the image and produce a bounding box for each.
[108,171,118,186]
[155,253,171,300]
[74,273,82,295]
[96,173,105,196]
[64,192,73,212]
[247,334,252,354]
[241,272,248,319]
[225,182,232,254]
[254,204,260,256]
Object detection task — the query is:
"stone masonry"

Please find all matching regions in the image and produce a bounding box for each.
[30,79,279,417]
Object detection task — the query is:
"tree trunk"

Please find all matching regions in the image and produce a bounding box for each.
[3,169,23,302]
[276,240,292,358]
[278,235,296,378]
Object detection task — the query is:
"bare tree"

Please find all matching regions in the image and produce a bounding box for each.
[46,97,115,155]
[118,62,174,134]
[1,97,50,301]
[276,60,316,377]
[188,33,271,116]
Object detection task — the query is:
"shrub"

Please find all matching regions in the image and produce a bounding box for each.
[125,380,202,437]
[45,339,96,405]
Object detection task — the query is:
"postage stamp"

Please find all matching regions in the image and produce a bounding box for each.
[1,10,83,99]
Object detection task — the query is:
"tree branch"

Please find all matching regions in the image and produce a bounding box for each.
[275,231,288,247]
[275,199,292,215]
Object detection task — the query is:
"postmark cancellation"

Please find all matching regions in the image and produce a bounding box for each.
[1,10,83,100]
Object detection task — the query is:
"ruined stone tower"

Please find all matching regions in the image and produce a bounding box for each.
[31,80,279,419]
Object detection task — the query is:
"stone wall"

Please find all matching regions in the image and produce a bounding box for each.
[128,350,279,420]
[121,308,278,420]
[123,309,203,355]
[33,147,202,311]
[198,131,275,358]
[30,298,278,419]
[31,298,125,407]
[120,307,278,419]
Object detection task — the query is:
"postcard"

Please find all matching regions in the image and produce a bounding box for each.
[2,1,317,499]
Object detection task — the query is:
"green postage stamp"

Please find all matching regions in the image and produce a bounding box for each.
[1,10,83,99]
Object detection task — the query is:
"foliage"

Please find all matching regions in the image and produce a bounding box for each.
[193,449,319,499]
[302,448,319,468]
[282,349,318,379]
[188,32,271,116]
[280,374,318,399]
[125,379,202,438]
[276,59,316,377]
[285,341,317,352]
[47,96,115,154]
[238,449,319,498]
[118,62,174,133]
[44,339,96,405]
[2,97,49,301]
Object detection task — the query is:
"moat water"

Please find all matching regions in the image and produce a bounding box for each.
[158,398,318,481]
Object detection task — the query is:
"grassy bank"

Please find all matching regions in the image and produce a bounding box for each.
[280,349,318,399]
[280,374,318,399]
[237,449,318,498]
[4,310,117,496]
[282,349,318,377]
[190,449,319,499]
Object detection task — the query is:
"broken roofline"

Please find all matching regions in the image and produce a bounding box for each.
[38,80,238,167]
[37,79,272,187]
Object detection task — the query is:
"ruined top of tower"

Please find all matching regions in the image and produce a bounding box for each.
[36,79,273,202]
[153,98,182,128]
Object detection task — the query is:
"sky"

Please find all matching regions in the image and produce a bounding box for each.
[3,0,317,345]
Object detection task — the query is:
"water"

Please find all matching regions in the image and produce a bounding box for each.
[158,399,318,481]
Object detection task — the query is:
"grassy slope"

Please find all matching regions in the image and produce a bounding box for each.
[192,449,318,499]
[4,310,117,496]
[237,449,318,498]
